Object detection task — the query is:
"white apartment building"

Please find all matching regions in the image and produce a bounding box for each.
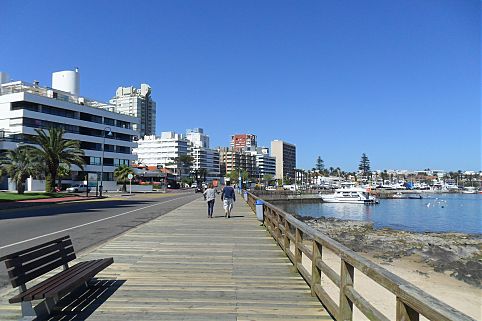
[186,128,220,181]
[110,84,156,137]
[0,70,139,191]
[252,147,276,177]
[186,128,209,148]
[271,140,296,180]
[190,147,220,181]
[133,132,189,177]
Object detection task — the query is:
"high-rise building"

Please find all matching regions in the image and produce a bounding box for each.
[0,70,139,191]
[271,140,296,180]
[249,147,276,177]
[110,84,156,137]
[186,128,220,181]
[190,146,220,182]
[231,134,256,152]
[186,128,209,148]
[219,148,257,178]
[133,132,189,178]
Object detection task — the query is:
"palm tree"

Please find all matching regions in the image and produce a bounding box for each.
[114,164,134,192]
[57,164,71,190]
[0,146,42,194]
[31,128,85,193]
[173,155,193,181]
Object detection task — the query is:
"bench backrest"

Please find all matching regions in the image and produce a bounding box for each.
[0,236,76,288]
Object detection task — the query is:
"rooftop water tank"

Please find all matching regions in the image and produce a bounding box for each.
[52,68,80,95]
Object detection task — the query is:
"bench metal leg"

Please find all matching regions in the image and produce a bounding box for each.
[18,296,59,321]
[33,296,59,319]
[19,301,36,321]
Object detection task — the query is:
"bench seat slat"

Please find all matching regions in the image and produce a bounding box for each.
[42,258,113,299]
[11,253,77,288]
[9,261,92,303]
[9,258,113,303]
[32,260,101,300]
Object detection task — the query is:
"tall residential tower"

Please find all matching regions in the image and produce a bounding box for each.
[271,140,296,181]
[110,84,156,137]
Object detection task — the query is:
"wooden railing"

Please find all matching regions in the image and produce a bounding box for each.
[246,191,475,321]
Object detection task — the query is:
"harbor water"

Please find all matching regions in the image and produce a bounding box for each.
[277,193,482,234]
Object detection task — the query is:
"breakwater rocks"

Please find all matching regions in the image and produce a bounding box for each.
[299,216,482,287]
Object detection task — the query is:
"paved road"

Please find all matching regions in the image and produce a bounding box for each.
[0,191,201,288]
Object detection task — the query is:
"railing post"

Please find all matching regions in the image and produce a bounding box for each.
[339,259,354,321]
[396,298,419,321]
[311,240,322,296]
[283,219,290,253]
[295,228,303,269]
[275,211,282,242]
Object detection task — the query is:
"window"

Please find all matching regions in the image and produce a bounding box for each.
[104,117,115,126]
[89,157,101,165]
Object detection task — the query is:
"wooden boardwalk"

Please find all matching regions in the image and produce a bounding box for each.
[0,196,332,320]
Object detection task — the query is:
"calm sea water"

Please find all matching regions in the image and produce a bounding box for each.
[277,193,482,234]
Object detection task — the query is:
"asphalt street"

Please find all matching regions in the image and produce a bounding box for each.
[0,190,201,289]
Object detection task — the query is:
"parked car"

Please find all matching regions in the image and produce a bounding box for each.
[195,186,203,193]
[66,184,91,193]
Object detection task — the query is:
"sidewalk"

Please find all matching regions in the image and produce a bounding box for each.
[0,197,332,320]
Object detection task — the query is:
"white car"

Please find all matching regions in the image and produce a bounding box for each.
[66,184,91,193]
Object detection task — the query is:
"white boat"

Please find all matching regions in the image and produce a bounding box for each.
[462,187,477,194]
[321,187,379,204]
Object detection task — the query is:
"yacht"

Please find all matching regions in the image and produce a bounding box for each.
[320,184,379,204]
[462,187,477,194]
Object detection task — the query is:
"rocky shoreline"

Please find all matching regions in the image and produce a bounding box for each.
[298,215,482,288]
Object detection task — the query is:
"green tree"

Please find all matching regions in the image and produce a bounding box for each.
[173,155,194,180]
[0,146,42,194]
[358,153,371,178]
[315,156,324,171]
[228,168,248,187]
[262,174,273,183]
[31,128,85,193]
[57,164,71,189]
[114,164,134,192]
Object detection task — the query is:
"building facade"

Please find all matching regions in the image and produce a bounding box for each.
[219,148,257,178]
[186,128,220,182]
[133,132,189,178]
[186,128,209,148]
[231,134,257,152]
[110,84,156,137]
[252,147,276,177]
[271,140,296,180]
[190,146,220,182]
[0,70,139,190]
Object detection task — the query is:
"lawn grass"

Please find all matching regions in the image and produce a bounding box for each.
[0,192,70,202]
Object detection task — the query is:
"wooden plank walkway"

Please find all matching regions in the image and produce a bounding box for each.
[0,195,333,320]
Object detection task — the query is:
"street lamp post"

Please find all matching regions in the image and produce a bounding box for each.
[99,127,112,197]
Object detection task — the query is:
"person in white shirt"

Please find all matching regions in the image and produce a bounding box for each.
[203,183,216,218]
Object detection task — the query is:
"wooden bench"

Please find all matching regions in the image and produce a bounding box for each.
[0,235,113,320]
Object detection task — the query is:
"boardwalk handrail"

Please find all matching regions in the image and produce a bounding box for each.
[246,191,475,321]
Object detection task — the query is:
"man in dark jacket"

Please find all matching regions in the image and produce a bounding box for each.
[221,180,236,218]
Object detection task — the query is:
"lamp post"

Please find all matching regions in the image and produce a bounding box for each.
[99,127,112,197]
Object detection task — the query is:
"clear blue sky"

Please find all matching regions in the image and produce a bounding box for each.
[1,0,480,171]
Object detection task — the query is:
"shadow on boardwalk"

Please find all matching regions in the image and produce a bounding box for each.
[45,279,125,321]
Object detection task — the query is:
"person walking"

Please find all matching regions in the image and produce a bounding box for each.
[221,180,236,218]
[203,183,216,218]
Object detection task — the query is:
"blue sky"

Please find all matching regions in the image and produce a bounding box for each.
[1,0,480,171]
